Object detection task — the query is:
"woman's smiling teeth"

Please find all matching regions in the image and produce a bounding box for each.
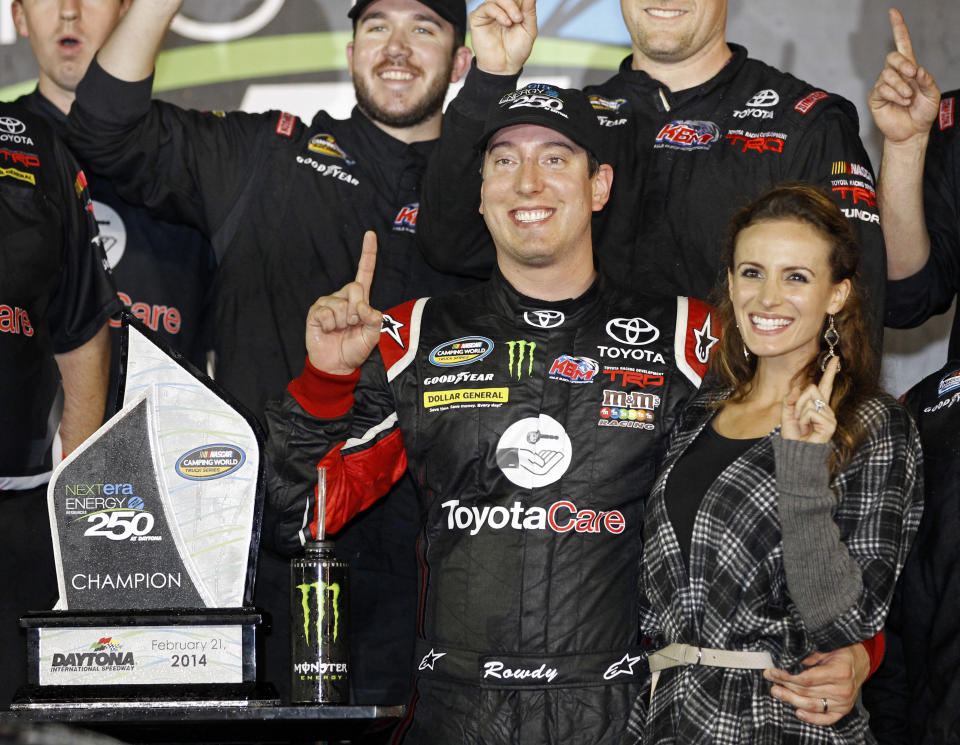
[751,314,792,331]
[513,208,554,223]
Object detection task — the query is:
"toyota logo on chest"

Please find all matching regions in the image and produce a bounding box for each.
[524,310,565,329]
[0,117,26,135]
[605,317,660,346]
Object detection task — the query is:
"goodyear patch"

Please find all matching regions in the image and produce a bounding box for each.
[423,388,509,408]
[176,444,245,480]
[429,336,493,367]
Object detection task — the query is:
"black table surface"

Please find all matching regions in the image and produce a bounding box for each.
[0,701,406,744]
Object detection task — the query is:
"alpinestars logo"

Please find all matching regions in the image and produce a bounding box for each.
[603,653,642,680]
[507,340,536,379]
[296,581,342,644]
[381,313,405,347]
[419,648,446,670]
[694,314,719,364]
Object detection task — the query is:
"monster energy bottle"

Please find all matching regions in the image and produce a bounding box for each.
[290,468,350,703]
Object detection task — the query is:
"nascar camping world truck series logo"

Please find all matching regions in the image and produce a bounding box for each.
[176,444,246,480]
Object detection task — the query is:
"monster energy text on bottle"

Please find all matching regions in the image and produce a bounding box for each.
[290,539,350,703]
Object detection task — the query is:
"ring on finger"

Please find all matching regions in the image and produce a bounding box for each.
[821,697,828,714]
[813,399,827,413]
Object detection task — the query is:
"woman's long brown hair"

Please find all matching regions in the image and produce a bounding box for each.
[709,184,881,474]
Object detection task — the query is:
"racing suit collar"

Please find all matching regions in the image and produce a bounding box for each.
[488,266,607,329]
[20,89,68,136]
[617,43,748,112]
[347,105,436,160]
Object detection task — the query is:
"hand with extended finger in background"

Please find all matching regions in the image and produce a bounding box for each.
[780,356,839,444]
[470,0,538,76]
[306,231,383,376]
[868,8,939,146]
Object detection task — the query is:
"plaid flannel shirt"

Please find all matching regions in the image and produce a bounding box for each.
[626,389,923,745]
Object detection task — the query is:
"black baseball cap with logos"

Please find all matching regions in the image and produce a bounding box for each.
[348,0,466,32]
[475,84,603,162]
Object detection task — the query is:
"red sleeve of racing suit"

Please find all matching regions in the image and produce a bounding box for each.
[264,300,419,553]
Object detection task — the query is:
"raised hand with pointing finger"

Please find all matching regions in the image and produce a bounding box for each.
[868,8,940,145]
[781,356,839,444]
[306,231,383,376]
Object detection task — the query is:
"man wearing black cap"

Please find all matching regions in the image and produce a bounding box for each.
[64,0,472,706]
[266,85,715,744]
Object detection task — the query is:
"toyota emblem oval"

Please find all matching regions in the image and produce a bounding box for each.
[523,310,565,329]
[605,317,660,346]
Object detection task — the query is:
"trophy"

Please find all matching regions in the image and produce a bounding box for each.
[14,316,269,707]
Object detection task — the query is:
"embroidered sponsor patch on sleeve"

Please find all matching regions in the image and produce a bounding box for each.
[939,97,955,131]
[275,111,295,137]
[793,91,828,114]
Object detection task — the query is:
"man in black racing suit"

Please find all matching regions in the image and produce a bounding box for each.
[266,85,714,743]
[65,0,475,705]
[418,0,886,334]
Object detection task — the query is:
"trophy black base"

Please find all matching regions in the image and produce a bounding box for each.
[17,608,269,708]
[10,682,280,710]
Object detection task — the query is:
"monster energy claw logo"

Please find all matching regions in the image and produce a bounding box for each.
[297,581,341,644]
[507,340,536,379]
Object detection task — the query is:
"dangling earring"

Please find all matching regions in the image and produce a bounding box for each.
[820,314,841,371]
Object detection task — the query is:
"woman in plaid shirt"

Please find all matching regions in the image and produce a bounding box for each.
[626,185,923,744]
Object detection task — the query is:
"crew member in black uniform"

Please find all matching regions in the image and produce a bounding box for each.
[419,0,886,334]
[65,0,473,705]
[12,0,215,377]
[0,100,120,708]
[867,9,960,361]
[267,84,713,744]
[862,11,960,742]
[861,359,960,744]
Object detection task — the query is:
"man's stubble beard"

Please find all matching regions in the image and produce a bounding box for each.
[353,56,454,129]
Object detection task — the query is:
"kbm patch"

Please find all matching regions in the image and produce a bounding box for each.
[655,120,720,150]
[589,95,626,113]
[394,202,419,233]
[423,388,509,408]
[429,336,494,367]
[176,444,246,480]
[549,355,598,384]
[938,369,960,397]
[307,134,356,165]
